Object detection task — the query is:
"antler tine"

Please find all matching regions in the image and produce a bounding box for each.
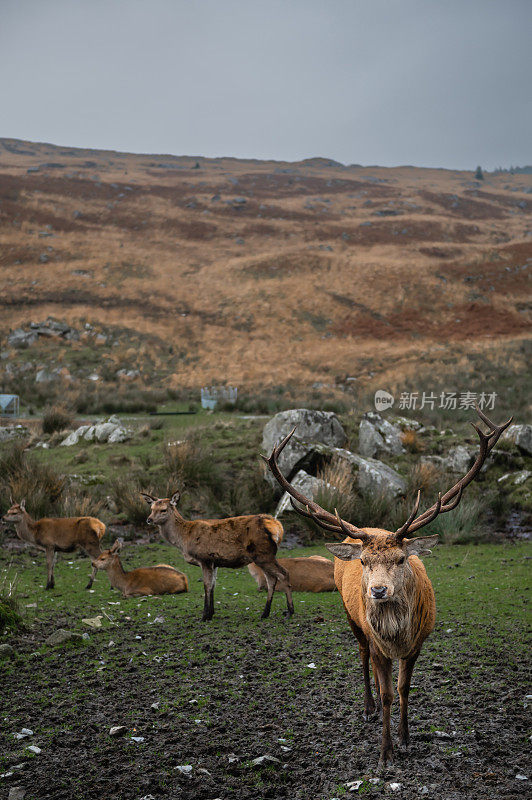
[397,406,512,537]
[395,490,421,541]
[334,509,371,543]
[288,498,345,533]
[262,426,366,539]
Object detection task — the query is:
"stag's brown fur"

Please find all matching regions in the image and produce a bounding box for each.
[92,540,188,597]
[329,529,437,768]
[3,501,105,589]
[248,556,335,592]
[143,493,293,620]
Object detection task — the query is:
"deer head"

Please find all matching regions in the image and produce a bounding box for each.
[141,491,181,525]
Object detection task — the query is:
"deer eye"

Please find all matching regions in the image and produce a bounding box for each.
[398,556,405,565]
[360,558,366,567]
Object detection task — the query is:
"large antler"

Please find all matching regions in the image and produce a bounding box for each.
[395,406,513,540]
[262,427,371,543]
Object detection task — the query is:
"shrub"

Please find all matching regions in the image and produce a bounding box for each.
[423,497,485,543]
[41,405,73,435]
[163,434,226,498]
[0,442,65,518]
[109,474,153,526]
[401,429,423,453]
[208,464,277,518]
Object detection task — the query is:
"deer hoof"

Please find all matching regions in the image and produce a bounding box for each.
[45,582,54,590]
[376,755,394,774]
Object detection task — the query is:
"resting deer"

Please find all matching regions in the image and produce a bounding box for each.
[248,556,335,592]
[265,407,511,768]
[141,491,294,620]
[2,500,106,589]
[92,539,188,597]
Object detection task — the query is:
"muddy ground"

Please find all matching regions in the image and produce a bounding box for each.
[1,541,530,800]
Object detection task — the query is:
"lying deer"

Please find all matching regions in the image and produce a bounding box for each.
[2,500,106,590]
[248,556,335,592]
[265,407,511,768]
[141,491,294,621]
[92,539,188,597]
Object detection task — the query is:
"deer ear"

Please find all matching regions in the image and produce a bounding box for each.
[110,539,122,553]
[404,535,439,558]
[325,542,363,561]
[20,499,26,510]
[170,491,181,507]
[140,493,156,505]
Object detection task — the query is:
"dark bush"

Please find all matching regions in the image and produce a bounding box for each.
[41,405,73,435]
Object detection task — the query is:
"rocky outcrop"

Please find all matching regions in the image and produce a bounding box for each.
[274,470,328,517]
[502,424,532,457]
[60,417,131,446]
[262,409,347,488]
[358,412,404,458]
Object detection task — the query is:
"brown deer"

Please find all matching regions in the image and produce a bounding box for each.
[248,556,335,592]
[2,500,106,589]
[91,539,188,597]
[264,407,511,768]
[141,491,294,621]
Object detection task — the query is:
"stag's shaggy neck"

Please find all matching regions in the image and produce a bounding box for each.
[362,564,417,659]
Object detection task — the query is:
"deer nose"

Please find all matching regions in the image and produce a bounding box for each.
[371,586,387,599]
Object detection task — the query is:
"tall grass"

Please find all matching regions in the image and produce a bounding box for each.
[0,569,24,634]
[41,405,73,435]
[0,442,65,518]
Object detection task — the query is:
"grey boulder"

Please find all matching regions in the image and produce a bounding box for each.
[502,424,532,457]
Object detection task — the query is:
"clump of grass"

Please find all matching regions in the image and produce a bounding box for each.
[406,462,442,497]
[209,464,277,517]
[58,489,104,519]
[423,497,486,543]
[0,571,24,634]
[0,442,65,518]
[401,429,424,453]
[109,474,152,525]
[163,434,226,498]
[41,405,73,435]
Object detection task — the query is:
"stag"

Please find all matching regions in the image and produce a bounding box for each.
[2,500,105,589]
[141,491,294,620]
[264,407,511,767]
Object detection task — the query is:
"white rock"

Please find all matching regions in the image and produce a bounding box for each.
[388,783,402,792]
[516,774,528,780]
[131,736,145,742]
[108,427,131,443]
[346,780,363,791]
[502,424,532,456]
[250,755,280,767]
[82,615,103,628]
[109,726,127,736]
[60,425,91,446]
[26,745,41,754]
[93,422,119,442]
[307,662,317,669]
[175,765,193,774]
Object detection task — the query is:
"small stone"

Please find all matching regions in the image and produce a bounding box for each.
[516,774,528,780]
[20,729,33,737]
[307,662,317,669]
[346,780,363,791]
[26,745,41,754]
[150,702,160,710]
[45,629,82,646]
[175,765,193,775]
[153,616,164,624]
[131,736,145,743]
[389,783,402,792]
[250,755,280,768]
[434,730,453,739]
[109,726,127,737]
[197,768,211,776]
[82,615,103,628]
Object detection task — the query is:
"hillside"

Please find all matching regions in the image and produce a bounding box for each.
[0,137,531,413]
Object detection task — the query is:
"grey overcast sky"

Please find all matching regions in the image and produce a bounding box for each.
[1,0,530,169]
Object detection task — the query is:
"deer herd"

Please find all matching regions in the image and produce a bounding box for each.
[1,407,510,768]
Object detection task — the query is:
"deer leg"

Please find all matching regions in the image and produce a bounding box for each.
[371,653,382,717]
[371,646,394,769]
[347,618,376,719]
[397,649,420,750]
[83,543,101,589]
[200,563,216,622]
[45,547,56,590]
[270,560,294,617]
[256,564,277,619]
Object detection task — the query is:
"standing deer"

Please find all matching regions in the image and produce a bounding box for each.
[141,491,294,620]
[248,555,335,592]
[265,408,511,767]
[92,539,189,597]
[2,500,106,589]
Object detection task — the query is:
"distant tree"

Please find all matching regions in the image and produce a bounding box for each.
[475,166,484,180]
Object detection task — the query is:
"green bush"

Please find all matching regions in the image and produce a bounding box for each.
[0,442,65,518]
[41,405,73,435]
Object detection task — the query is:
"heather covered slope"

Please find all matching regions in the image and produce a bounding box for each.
[0,137,531,405]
